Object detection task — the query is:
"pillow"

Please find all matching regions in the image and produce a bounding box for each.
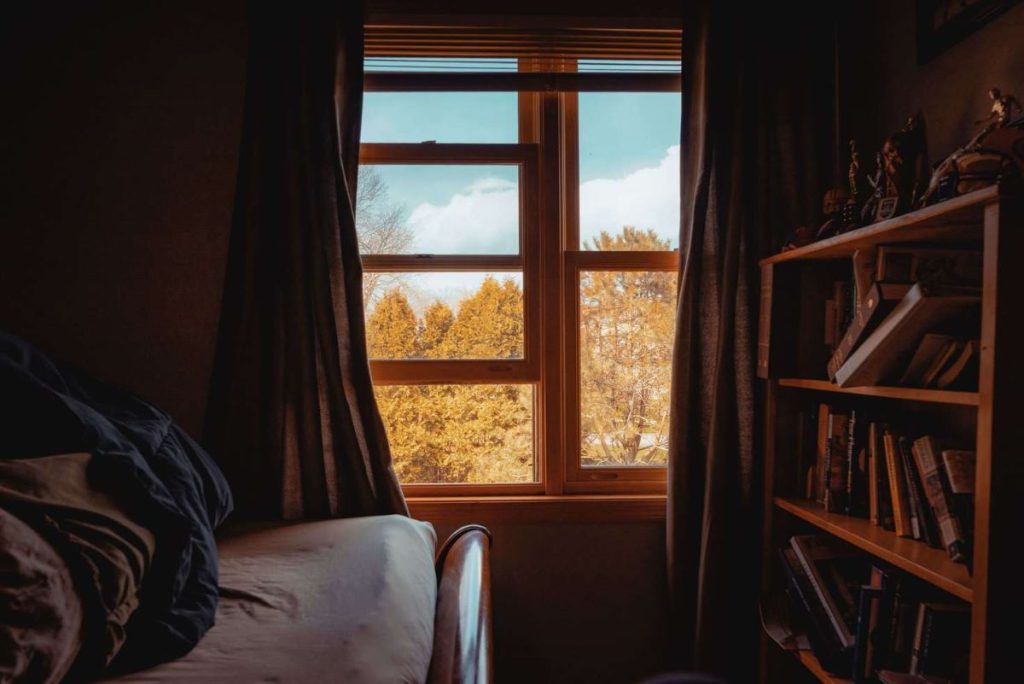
[0,508,83,684]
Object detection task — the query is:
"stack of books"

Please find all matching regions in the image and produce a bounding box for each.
[780,535,971,682]
[804,405,976,566]
[823,247,982,390]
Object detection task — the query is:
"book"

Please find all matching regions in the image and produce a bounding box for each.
[920,338,964,388]
[852,248,877,317]
[852,583,886,684]
[815,403,831,503]
[790,535,869,651]
[870,422,895,531]
[941,450,975,495]
[877,672,952,684]
[910,603,970,679]
[828,282,914,381]
[778,549,850,674]
[874,247,982,287]
[883,430,913,538]
[835,283,981,387]
[824,409,851,513]
[913,437,968,563]
[934,339,979,390]
[846,410,870,517]
[900,435,940,547]
[899,334,955,387]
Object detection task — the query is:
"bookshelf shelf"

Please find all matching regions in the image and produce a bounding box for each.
[776,378,980,406]
[759,185,995,266]
[793,648,852,684]
[775,497,973,602]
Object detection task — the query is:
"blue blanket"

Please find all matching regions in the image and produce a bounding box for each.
[0,333,233,672]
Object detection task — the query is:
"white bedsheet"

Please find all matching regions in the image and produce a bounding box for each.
[104,515,437,684]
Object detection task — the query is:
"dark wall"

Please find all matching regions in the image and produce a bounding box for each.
[0,1,246,436]
[434,518,669,684]
[841,1,1024,164]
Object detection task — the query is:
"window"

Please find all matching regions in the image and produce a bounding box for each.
[359,53,680,495]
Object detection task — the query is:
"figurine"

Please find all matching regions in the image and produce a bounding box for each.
[920,87,1024,207]
[815,187,850,240]
[860,152,885,224]
[974,88,1021,138]
[875,113,929,219]
[844,139,867,228]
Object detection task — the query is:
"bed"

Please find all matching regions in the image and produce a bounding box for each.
[0,332,492,684]
[100,516,493,684]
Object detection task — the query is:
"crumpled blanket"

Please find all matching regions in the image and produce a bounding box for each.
[0,333,233,675]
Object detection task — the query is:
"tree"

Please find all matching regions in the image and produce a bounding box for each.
[356,166,412,306]
[579,227,676,466]
[365,277,532,484]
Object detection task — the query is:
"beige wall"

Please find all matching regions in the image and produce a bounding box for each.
[841,1,1024,164]
[0,5,669,683]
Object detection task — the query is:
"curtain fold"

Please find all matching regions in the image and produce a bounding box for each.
[204,1,407,520]
[667,2,836,679]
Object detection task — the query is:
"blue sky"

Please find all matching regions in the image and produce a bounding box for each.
[360,90,680,313]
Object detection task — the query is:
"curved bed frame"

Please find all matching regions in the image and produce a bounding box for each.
[427,525,493,684]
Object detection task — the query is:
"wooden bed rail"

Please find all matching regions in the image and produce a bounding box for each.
[427,525,493,684]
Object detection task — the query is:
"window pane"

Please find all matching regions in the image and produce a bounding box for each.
[578,92,680,251]
[579,270,677,467]
[376,384,534,484]
[362,92,518,143]
[358,165,519,254]
[365,272,523,360]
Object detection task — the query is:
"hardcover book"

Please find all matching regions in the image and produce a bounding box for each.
[883,430,913,538]
[790,535,869,651]
[827,282,914,381]
[913,436,968,563]
[835,283,981,388]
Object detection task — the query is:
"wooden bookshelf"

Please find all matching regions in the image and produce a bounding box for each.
[759,185,1023,684]
[777,377,980,406]
[775,497,973,601]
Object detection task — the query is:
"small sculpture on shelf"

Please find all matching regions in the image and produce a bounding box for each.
[843,139,867,229]
[920,86,1024,207]
[879,113,930,219]
[860,151,886,225]
[815,187,850,240]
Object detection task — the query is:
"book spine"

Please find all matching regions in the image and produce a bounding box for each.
[828,283,879,380]
[884,431,912,537]
[825,412,849,514]
[791,538,855,649]
[758,266,772,379]
[868,424,879,526]
[902,437,941,548]
[845,410,858,515]
[898,437,923,540]
[914,438,968,563]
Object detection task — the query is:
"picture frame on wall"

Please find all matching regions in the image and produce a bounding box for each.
[916,0,1022,64]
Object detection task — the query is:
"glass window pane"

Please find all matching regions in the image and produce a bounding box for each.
[365,272,523,360]
[362,92,518,143]
[376,384,534,484]
[357,165,519,255]
[579,270,677,467]
[578,92,680,251]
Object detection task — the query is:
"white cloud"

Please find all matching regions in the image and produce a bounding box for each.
[406,177,519,254]
[579,145,679,248]
[404,146,680,254]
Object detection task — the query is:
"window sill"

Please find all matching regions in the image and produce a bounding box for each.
[407,494,666,524]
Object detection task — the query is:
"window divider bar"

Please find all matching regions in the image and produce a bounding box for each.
[568,250,680,270]
[370,359,538,385]
[362,254,522,272]
[360,142,536,164]
[365,72,681,93]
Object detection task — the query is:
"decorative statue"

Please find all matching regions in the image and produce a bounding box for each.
[874,113,929,220]
[844,139,867,228]
[920,87,1024,207]
[975,87,1021,137]
[860,152,886,224]
[815,187,850,240]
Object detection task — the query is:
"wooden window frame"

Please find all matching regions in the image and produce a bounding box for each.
[360,64,679,498]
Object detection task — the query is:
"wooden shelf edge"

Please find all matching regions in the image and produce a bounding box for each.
[774,497,973,602]
[760,185,999,266]
[794,648,852,684]
[408,494,666,524]
[776,378,980,406]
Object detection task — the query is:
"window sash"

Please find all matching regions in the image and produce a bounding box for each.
[359,142,541,386]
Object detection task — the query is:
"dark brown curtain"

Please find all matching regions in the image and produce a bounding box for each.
[667,2,836,679]
[204,2,407,520]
